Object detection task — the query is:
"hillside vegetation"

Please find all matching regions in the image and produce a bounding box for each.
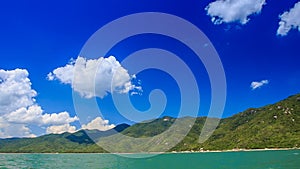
[0,93,299,153]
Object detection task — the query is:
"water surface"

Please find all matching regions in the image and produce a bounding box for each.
[0,150,299,169]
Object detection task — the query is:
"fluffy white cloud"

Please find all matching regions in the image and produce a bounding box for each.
[250,80,269,90]
[277,1,300,36]
[206,0,266,25]
[46,124,77,134]
[47,59,74,84]
[5,105,78,126]
[5,105,43,124]
[0,69,78,138]
[42,111,79,125]
[0,69,37,115]
[48,56,141,99]
[82,117,115,131]
[0,117,36,138]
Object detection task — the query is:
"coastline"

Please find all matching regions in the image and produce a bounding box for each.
[0,147,299,154]
[168,147,300,154]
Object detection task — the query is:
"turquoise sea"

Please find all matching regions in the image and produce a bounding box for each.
[0,150,299,169]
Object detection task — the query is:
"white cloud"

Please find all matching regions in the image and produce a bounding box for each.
[0,69,37,115]
[0,117,36,138]
[277,1,300,36]
[82,117,115,131]
[0,68,119,137]
[47,59,74,84]
[206,0,266,25]
[4,106,78,135]
[5,105,78,126]
[250,80,269,90]
[42,111,79,125]
[48,56,141,99]
[0,68,78,138]
[5,105,43,124]
[46,124,77,134]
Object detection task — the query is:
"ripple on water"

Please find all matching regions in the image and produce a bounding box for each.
[0,150,299,169]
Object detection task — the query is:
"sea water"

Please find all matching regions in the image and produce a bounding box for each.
[0,150,299,169]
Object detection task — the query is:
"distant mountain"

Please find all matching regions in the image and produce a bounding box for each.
[0,94,299,153]
[66,123,130,144]
[0,124,129,153]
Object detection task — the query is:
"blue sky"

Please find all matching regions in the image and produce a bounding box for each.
[0,0,300,137]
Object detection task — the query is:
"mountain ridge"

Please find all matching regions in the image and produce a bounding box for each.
[0,93,299,153]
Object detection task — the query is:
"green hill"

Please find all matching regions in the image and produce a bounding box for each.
[0,124,129,153]
[173,93,300,151]
[0,93,299,153]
